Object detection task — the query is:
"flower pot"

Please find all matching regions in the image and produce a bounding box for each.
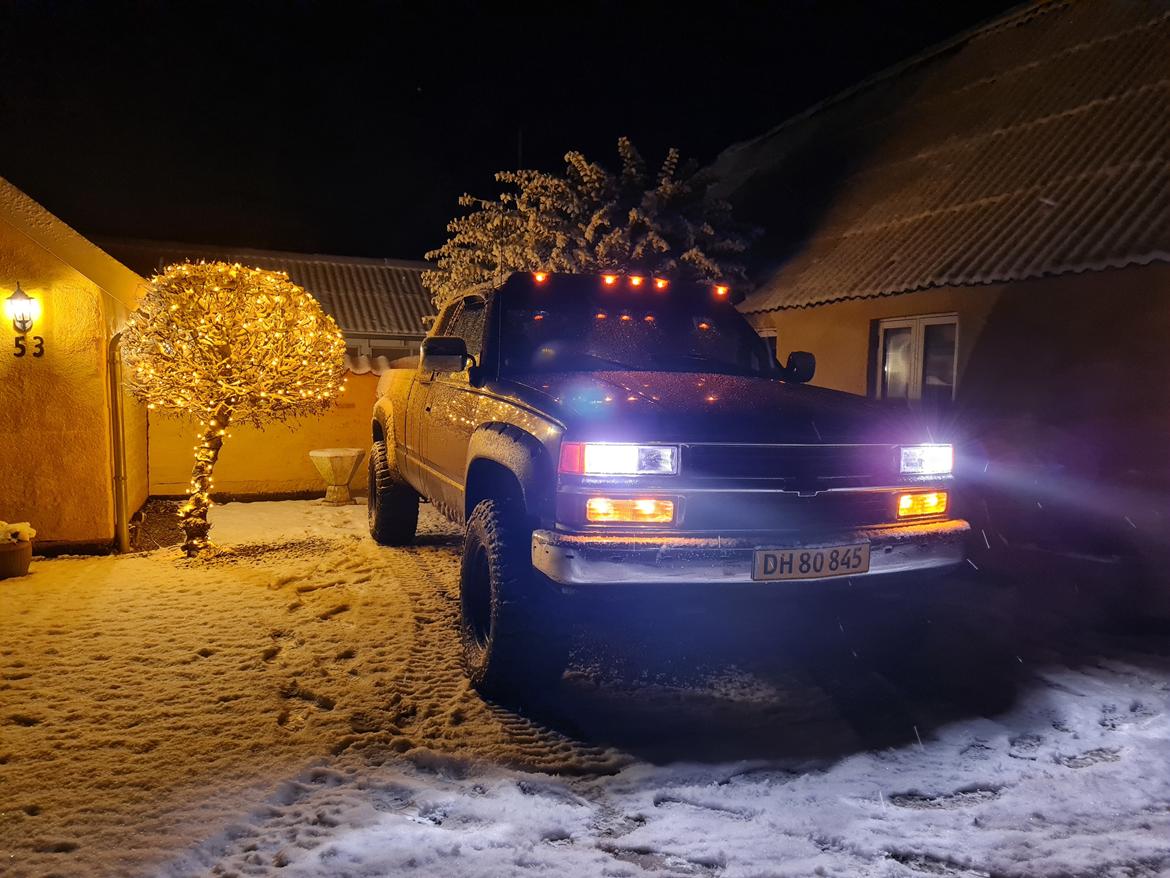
[0,541,32,579]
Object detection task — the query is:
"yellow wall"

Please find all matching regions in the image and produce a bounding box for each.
[0,179,147,550]
[0,219,116,544]
[122,394,149,513]
[752,286,1001,397]
[748,264,1170,457]
[148,372,380,496]
[750,265,1170,414]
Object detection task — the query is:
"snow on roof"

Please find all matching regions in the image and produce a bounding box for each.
[712,0,1170,313]
[0,177,146,315]
[99,238,436,338]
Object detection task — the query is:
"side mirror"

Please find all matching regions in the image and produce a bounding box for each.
[421,336,471,373]
[785,351,816,383]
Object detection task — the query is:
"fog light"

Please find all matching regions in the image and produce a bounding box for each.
[586,497,674,524]
[897,491,948,518]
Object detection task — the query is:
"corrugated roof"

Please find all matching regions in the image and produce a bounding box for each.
[98,238,435,337]
[712,0,1170,313]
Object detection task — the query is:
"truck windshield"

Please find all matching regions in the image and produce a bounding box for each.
[497,286,777,377]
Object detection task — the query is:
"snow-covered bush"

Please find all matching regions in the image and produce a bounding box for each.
[423,137,756,309]
[0,521,36,543]
[121,262,348,556]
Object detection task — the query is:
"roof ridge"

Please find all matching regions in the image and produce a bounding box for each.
[871,9,1170,131]
[92,236,430,269]
[729,1,1068,155]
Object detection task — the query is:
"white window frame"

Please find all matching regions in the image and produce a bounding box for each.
[875,313,959,401]
[757,327,779,364]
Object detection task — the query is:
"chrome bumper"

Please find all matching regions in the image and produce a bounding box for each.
[531,519,969,586]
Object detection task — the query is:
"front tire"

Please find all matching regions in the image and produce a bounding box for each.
[460,498,568,700]
[367,441,418,546]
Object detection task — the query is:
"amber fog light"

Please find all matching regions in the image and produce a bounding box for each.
[897,491,948,518]
[586,497,675,524]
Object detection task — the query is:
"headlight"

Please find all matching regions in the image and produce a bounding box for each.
[900,444,953,476]
[559,442,679,475]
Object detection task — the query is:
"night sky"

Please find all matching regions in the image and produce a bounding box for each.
[1,1,1015,260]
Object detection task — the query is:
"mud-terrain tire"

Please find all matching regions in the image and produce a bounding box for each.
[459,498,568,701]
[367,440,419,546]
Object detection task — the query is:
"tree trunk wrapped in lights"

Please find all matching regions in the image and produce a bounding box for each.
[423,136,757,310]
[121,262,347,556]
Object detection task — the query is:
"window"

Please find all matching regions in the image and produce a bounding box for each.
[876,315,958,403]
[757,328,779,364]
[445,297,487,359]
[496,289,774,377]
[433,302,460,336]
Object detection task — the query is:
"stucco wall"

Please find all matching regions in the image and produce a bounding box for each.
[148,372,380,496]
[0,218,116,544]
[122,393,149,512]
[748,264,1170,433]
[747,264,1170,582]
[751,286,1002,397]
[747,262,1170,475]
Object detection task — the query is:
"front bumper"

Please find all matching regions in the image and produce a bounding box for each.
[531,519,969,586]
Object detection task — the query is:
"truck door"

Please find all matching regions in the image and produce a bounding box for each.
[420,296,487,519]
[403,303,457,490]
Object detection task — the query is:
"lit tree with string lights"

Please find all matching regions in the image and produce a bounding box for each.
[121,262,348,556]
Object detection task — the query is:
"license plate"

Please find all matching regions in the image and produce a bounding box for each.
[752,543,870,581]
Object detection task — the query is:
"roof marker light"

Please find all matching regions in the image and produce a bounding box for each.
[654,278,669,290]
[533,271,548,283]
[643,313,655,323]
[629,275,644,287]
[714,284,730,297]
[620,311,632,322]
[697,321,711,331]
[602,274,618,286]
[595,310,607,320]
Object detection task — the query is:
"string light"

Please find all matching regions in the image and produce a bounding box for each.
[121,260,347,557]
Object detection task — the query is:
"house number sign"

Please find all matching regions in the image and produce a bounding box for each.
[13,335,45,358]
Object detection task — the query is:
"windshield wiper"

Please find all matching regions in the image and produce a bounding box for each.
[650,352,767,376]
[565,351,645,371]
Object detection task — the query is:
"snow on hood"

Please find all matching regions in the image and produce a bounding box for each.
[508,371,912,444]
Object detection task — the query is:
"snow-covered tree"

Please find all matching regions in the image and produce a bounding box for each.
[423,137,755,308]
[122,262,348,556]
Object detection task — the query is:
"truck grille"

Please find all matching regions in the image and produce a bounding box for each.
[683,444,897,487]
[681,490,896,532]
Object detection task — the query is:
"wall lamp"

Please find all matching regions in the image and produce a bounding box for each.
[5,283,40,333]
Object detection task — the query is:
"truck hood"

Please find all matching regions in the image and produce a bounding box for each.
[502,371,917,444]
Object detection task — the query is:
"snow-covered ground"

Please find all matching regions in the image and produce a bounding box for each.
[2,501,1168,878]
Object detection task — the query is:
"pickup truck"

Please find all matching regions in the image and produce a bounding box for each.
[369,272,969,698]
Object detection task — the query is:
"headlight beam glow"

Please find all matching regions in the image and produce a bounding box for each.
[900,444,953,476]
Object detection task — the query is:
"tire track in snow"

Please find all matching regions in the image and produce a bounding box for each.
[306,506,623,774]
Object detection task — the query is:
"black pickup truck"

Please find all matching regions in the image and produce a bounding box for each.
[369,272,968,697]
